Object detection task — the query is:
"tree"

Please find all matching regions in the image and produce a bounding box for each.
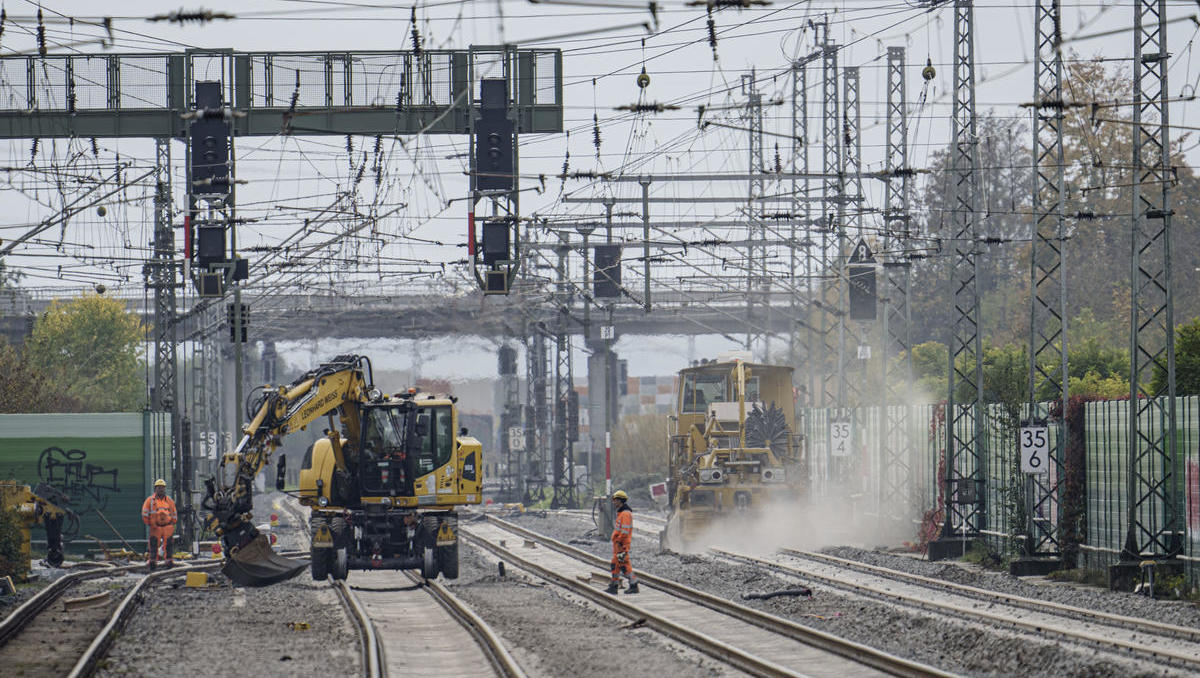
[908,341,948,401]
[1152,318,1200,396]
[25,294,146,412]
[908,113,1032,346]
[0,339,84,412]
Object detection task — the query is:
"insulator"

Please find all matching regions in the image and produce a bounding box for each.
[30,138,38,161]
[90,137,99,157]
[637,66,650,90]
[707,11,718,62]
[36,9,46,56]
[922,57,935,82]
[592,114,602,157]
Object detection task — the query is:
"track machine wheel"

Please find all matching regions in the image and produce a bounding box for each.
[310,517,332,581]
[436,542,459,580]
[330,517,350,581]
[422,546,440,580]
[310,547,331,580]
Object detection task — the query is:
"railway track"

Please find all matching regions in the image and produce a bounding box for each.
[714,546,1200,673]
[277,496,523,678]
[461,513,950,678]
[0,558,229,677]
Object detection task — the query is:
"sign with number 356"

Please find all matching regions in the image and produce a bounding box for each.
[1019,425,1050,475]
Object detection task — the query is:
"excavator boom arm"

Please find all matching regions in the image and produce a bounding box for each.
[202,354,374,586]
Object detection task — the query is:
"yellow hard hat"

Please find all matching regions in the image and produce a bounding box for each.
[154,479,166,487]
[612,490,628,501]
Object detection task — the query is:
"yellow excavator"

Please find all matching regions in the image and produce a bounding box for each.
[661,356,803,549]
[0,481,69,577]
[202,354,482,586]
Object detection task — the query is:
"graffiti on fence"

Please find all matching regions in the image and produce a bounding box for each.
[35,446,120,538]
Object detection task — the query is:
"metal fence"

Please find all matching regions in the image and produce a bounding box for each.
[803,396,1200,582]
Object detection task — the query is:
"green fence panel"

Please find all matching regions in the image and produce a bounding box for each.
[0,412,150,553]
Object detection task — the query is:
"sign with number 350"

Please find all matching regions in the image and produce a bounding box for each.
[1019,425,1050,475]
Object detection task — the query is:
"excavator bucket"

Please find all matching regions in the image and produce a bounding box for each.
[222,534,308,587]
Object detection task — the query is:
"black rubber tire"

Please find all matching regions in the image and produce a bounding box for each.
[330,517,350,580]
[436,542,459,580]
[332,548,349,580]
[310,547,331,581]
[310,516,332,581]
[421,546,439,579]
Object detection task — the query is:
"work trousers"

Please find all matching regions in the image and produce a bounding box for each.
[610,539,635,584]
[148,525,174,562]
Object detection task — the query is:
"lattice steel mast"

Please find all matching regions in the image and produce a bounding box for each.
[838,65,863,409]
[931,0,985,560]
[881,46,914,524]
[746,72,766,358]
[1024,0,1067,563]
[1119,0,1180,582]
[789,55,810,372]
[551,236,578,508]
[818,28,841,409]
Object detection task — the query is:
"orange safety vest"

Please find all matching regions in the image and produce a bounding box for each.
[612,506,633,546]
[142,494,177,527]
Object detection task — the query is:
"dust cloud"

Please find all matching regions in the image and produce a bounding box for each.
[682,490,920,557]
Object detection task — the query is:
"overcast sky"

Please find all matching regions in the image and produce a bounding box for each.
[0,1,1195,378]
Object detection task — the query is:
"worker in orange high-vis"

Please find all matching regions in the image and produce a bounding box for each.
[605,490,639,594]
[142,479,177,568]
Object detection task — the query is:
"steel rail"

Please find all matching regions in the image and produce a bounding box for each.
[0,562,140,647]
[780,547,1200,643]
[401,570,527,678]
[277,495,518,678]
[459,527,803,678]
[334,580,386,678]
[715,548,1200,672]
[65,559,228,678]
[467,514,950,678]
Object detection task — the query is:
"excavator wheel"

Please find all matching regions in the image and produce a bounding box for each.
[421,547,439,580]
[310,548,332,581]
[330,516,349,581]
[436,542,459,580]
[310,517,332,581]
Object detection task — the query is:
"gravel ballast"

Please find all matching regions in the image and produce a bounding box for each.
[824,545,1200,629]
[448,537,746,678]
[95,572,360,678]
[507,510,1190,678]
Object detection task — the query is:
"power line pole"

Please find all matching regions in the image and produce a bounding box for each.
[551,235,578,508]
[838,65,864,410]
[790,54,810,373]
[147,139,182,526]
[1021,0,1068,573]
[745,71,765,358]
[881,45,914,528]
[931,0,985,561]
[1116,0,1181,588]
[819,27,841,412]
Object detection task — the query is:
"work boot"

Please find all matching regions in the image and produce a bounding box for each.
[626,582,640,594]
[165,559,175,567]
[604,581,619,595]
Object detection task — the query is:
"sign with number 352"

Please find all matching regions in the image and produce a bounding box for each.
[1019,425,1050,475]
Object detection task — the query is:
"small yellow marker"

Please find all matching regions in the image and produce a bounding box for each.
[185,571,209,588]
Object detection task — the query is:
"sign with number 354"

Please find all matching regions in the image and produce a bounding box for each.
[1019,425,1050,475]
